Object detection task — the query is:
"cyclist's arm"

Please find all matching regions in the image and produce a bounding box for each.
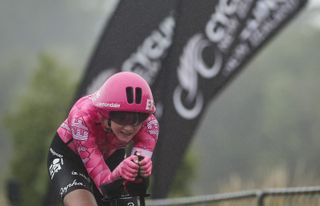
[69,114,116,189]
[132,114,159,157]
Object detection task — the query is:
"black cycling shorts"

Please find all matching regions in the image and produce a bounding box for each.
[47,134,124,205]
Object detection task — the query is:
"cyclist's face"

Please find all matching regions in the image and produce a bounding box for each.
[110,121,142,143]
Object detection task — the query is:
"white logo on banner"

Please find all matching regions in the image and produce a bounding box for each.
[122,14,175,84]
[174,0,248,120]
[224,0,299,75]
[173,0,299,120]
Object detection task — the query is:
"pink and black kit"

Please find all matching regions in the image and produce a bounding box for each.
[47,72,159,205]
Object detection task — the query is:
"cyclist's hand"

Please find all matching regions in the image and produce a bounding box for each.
[138,156,152,177]
[114,155,139,181]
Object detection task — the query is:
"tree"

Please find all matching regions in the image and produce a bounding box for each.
[4,54,79,205]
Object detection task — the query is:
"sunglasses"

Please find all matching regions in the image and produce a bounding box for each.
[109,111,149,126]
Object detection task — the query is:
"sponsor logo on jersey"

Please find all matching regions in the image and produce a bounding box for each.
[60,179,84,197]
[49,157,64,180]
[71,118,89,141]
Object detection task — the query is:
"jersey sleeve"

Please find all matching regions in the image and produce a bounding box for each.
[132,114,159,158]
[69,112,115,188]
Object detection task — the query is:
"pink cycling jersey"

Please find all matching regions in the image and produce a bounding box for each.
[57,94,159,189]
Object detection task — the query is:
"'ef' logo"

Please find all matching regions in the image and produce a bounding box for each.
[146,99,155,111]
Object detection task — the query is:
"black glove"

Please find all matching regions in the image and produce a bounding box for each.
[126,177,149,197]
[100,179,125,199]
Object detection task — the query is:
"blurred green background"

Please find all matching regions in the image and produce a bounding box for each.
[1,0,320,205]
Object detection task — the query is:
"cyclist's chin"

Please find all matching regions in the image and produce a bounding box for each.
[115,134,134,143]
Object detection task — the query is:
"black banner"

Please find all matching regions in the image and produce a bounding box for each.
[151,0,307,198]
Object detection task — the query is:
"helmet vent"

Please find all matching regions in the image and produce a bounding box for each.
[135,87,142,104]
[126,87,134,104]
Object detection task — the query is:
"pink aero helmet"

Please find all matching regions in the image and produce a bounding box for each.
[92,71,156,114]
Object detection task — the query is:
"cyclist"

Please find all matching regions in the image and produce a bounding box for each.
[47,71,159,206]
